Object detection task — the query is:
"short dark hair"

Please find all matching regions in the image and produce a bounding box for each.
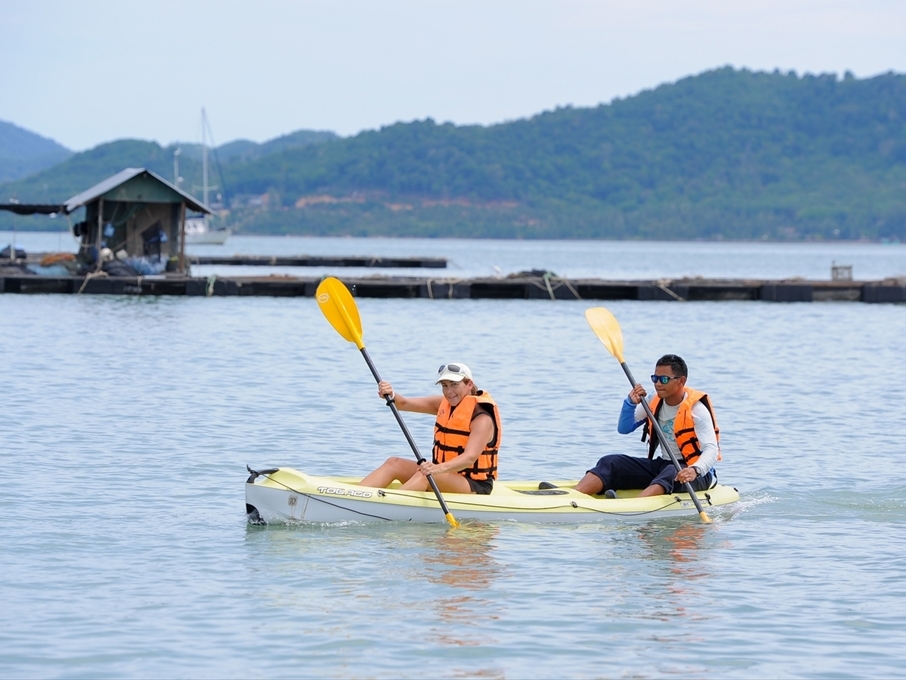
[656,354,687,378]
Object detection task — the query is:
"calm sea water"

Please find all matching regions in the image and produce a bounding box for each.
[3,229,906,280]
[2,235,906,679]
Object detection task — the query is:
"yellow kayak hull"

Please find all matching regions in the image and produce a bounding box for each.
[245,467,740,525]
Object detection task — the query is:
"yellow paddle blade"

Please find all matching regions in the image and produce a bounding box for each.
[316,277,364,349]
[585,307,625,362]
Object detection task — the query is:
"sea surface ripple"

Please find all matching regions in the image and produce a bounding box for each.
[1,236,905,678]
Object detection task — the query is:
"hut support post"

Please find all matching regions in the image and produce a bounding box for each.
[96,198,104,272]
[179,201,186,274]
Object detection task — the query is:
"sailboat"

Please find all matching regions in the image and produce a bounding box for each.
[184,109,230,245]
[184,217,230,245]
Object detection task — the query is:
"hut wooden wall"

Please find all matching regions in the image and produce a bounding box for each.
[83,201,182,261]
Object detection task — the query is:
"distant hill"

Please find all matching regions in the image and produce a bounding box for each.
[217,130,339,162]
[0,129,337,231]
[0,120,72,183]
[4,68,906,240]
[219,67,906,240]
[1,139,178,205]
[177,129,338,163]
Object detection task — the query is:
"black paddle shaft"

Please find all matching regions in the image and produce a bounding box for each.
[619,361,709,513]
[360,348,425,462]
[359,347,455,516]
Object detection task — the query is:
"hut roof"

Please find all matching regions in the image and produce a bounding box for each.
[64,168,212,214]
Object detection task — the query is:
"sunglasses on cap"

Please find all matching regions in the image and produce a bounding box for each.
[651,374,682,384]
[438,364,466,375]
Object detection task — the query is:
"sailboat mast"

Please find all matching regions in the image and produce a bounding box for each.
[202,108,209,225]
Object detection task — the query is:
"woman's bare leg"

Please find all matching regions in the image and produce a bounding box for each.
[360,457,420,488]
[401,470,474,493]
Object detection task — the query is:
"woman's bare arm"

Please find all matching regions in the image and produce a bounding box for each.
[377,381,442,414]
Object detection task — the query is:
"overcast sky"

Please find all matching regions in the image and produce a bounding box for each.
[2,0,904,151]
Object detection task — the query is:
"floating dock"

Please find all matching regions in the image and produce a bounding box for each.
[1,273,904,302]
[21,253,447,269]
[185,254,447,268]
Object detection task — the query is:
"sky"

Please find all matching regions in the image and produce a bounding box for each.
[2,0,905,151]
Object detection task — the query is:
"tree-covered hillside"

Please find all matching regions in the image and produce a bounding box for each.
[222,67,906,240]
[214,130,338,163]
[0,130,336,231]
[4,68,906,240]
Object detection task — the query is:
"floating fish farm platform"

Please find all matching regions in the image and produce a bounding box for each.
[1,273,904,302]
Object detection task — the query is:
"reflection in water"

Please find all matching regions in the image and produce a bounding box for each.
[638,521,728,654]
[638,522,709,570]
[419,523,502,590]
[411,523,504,651]
[243,522,508,677]
[635,521,719,629]
[241,523,506,654]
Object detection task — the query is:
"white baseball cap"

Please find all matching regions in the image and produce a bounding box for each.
[435,362,472,383]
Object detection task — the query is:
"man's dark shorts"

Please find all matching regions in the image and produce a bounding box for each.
[587,454,715,493]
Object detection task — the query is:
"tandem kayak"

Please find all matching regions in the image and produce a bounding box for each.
[245,467,740,525]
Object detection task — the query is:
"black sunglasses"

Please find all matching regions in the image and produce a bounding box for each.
[438,364,465,375]
[651,374,681,384]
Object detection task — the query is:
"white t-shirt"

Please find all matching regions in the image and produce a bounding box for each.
[634,393,719,473]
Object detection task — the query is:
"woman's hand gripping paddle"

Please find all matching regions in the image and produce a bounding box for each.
[316,277,460,528]
[584,307,712,523]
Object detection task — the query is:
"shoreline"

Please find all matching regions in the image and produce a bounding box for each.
[1,228,903,246]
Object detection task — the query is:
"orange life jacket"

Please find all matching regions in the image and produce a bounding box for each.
[643,388,721,467]
[433,391,501,481]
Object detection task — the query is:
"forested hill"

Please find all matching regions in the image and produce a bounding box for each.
[4,67,906,240]
[0,131,338,210]
[222,67,906,240]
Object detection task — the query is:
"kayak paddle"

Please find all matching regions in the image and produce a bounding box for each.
[316,276,460,528]
[584,306,712,523]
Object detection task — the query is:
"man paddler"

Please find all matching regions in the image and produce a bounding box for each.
[573,354,720,498]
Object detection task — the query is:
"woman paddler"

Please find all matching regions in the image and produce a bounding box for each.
[359,362,502,494]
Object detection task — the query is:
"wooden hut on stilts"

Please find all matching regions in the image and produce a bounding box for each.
[64,168,212,274]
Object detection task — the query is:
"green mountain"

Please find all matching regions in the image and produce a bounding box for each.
[0,130,337,231]
[4,68,906,240]
[2,139,179,204]
[0,120,72,183]
[217,130,339,162]
[221,67,906,240]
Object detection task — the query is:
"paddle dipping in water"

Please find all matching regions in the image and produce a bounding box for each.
[315,277,459,526]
